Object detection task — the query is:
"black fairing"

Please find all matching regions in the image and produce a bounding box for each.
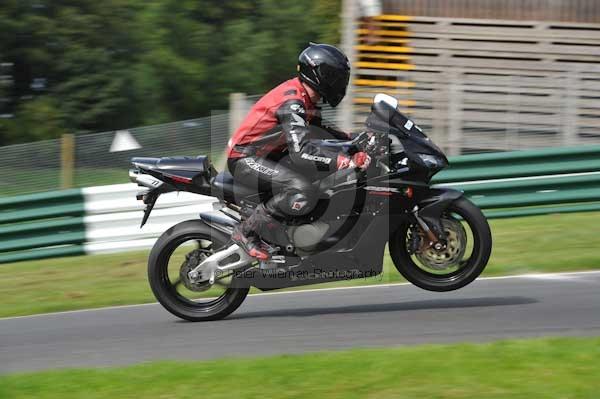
[236,214,401,290]
[131,155,216,195]
[132,155,212,173]
[211,171,263,204]
[366,100,448,180]
[200,211,237,228]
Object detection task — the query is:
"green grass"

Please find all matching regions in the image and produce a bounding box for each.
[1,211,599,318]
[1,337,599,398]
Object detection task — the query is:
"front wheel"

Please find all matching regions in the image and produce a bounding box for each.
[389,197,492,292]
[148,220,250,321]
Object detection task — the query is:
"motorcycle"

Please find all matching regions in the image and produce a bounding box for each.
[130,94,492,321]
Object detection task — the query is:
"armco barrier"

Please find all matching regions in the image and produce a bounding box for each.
[81,184,213,254]
[1,145,600,264]
[0,185,214,264]
[0,190,86,263]
[435,145,600,217]
[434,145,600,183]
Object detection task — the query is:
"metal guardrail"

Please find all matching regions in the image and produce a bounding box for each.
[0,184,214,264]
[1,145,599,264]
[435,145,600,217]
[0,190,86,263]
[435,145,600,182]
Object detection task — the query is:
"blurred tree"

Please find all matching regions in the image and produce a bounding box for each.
[215,0,318,100]
[0,0,145,143]
[313,0,343,44]
[49,1,145,133]
[0,0,342,145]
[3,97,64,143]
[212,0,343,105]
[0,62,13,144]
[130,0,217,123]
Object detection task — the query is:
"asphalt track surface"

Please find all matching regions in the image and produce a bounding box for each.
[2,271,600,374]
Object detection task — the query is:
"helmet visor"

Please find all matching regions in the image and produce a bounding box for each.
[318,63,350,107]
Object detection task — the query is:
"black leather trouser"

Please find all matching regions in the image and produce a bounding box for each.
[228,156,318,219]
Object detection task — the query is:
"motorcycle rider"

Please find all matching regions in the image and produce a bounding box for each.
[227,43,371,260]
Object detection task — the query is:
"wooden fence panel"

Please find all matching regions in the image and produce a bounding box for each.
[352,15,600,154]
[382,0,600,23]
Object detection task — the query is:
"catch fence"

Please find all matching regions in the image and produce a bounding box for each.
[0,113,230,197]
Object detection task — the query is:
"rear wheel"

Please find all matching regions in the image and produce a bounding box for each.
[389,197,492,292]
[148,220,250,321]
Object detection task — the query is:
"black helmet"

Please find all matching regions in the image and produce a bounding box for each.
[298,43,351,107]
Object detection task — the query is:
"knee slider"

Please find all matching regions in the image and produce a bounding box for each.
[285,192,315,216]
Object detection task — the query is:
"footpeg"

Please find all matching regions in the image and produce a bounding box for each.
[259,255,285,270]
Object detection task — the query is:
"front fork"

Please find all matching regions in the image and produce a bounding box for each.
[408,188,464,252]
[411,206,447,252]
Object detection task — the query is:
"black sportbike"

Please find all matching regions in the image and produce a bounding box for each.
[130,94,492,321]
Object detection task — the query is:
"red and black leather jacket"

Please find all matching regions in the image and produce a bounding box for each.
[226,78,351,172]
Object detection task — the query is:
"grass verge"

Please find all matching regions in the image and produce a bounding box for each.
[1,337,599,398]
[1,211,599,318]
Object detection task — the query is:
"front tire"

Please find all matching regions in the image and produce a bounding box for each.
[148,220,250,321]
[390,197,492,292]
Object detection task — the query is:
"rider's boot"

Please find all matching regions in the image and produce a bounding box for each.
[231,204,277,261]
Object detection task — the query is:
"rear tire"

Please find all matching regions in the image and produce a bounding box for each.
[389,197,492,292]
[148,220,250,321]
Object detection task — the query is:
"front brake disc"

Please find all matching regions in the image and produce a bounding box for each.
[415,218,467,270]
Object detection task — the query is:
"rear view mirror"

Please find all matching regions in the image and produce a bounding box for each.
[373,93,398,110]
